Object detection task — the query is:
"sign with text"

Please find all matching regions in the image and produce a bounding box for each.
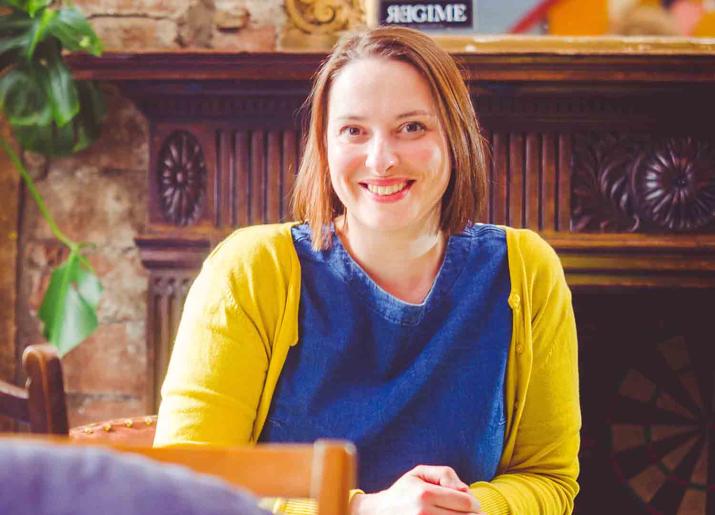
[377,1,476,31]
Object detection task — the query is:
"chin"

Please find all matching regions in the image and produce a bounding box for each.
[353,213,418,233]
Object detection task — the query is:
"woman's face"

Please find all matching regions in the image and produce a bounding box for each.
[326,57,451,235]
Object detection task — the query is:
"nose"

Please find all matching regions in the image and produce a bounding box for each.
[365,133,398,175]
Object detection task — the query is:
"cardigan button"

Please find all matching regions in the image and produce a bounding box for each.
[509,293,521,311]
[516,344,524,354]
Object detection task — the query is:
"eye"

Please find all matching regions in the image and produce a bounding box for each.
[401,121,426,134]
[340,126,363,137]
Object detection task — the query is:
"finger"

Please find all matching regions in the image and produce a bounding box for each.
[419,483,481,513]
[410,465,470,491]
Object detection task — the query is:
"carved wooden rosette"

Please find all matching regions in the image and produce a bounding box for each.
[572,134,715,233]
[157,131,207,226]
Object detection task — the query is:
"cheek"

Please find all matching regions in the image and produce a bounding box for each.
[411,143,449,177]
[328,143,363,180]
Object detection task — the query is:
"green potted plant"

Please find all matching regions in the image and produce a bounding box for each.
[0,0,105,356]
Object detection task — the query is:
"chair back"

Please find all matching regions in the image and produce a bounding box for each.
[0,344,68,434]
[117,439,357,515]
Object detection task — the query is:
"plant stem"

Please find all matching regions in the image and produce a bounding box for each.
[0,136,77,251]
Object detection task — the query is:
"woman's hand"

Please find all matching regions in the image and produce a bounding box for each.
[350,465,485,515]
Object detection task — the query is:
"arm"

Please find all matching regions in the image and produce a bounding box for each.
[154,225,298,448]
[153,262,270,447]
[470,233,581,514]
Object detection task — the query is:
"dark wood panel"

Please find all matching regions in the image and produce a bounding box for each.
[148,273,194,410]
[235,131,250,228]
[67,42,715,83]
[541,133,557,232]
[267,131,282,223]
[491,132,508,226]
[282,129,298,221]
[525,133,540,231]
[250,130,265,225]
[558,134,572,232]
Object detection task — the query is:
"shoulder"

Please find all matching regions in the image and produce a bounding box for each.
[505,227,571,313]
[503,227,562,273]
[192,222,300,311]
[206,222,298,270]
[201,222,300,287]
[502,227,568,304]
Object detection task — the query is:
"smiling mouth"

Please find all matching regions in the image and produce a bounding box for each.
[360,180,415,196]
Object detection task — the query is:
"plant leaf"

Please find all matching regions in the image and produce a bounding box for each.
[24,7,55,59]
[0,9,33,70]
[26,0,51,17]
[11,122,54,153]
[0,65,52,126]
[71,80,105,152]
[0,34,29,60]
[0,41,24,73]
[11,80,105,155]
[43,50,79,126]
[38,249,103,357]
[48,6,102,56]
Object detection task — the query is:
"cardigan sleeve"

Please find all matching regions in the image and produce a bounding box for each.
[153,260,269,447]
[470,231,581,514]
[154,225,296,448]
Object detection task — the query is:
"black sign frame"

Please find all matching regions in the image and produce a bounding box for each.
[376,1,476,32]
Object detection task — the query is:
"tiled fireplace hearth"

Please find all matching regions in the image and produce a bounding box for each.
[69,38,715,514]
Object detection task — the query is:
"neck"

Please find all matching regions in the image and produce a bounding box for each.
[335,215,447,304]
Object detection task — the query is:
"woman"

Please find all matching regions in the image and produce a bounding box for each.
[155,26,581,515]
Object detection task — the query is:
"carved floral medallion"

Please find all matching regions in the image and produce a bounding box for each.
[632,138,715,231]
[572,134,715,233]
[157,131,207,227]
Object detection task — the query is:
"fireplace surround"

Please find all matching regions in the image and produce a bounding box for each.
[69,37,715,513]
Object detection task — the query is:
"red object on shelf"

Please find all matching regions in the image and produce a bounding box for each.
[509,0,564,33]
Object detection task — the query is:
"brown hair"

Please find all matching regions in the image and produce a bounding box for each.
[291,26,488,250]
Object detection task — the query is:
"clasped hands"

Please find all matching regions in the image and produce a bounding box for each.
[350,465,485,515]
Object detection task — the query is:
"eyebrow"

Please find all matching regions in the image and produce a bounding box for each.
[335,110,435,122]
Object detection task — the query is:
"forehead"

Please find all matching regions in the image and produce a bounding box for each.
[326,57,436,116]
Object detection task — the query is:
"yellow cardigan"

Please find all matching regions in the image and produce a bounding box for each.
[155,222,581,514]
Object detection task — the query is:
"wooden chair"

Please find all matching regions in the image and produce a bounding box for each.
[0,347,358,514]
[119,439,358,515]
[0,344,69,434]
[10,436,357,515]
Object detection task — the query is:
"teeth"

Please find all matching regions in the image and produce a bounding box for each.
[366,182,408,196]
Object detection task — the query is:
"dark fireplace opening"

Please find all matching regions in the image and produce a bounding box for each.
[574,289,714,514]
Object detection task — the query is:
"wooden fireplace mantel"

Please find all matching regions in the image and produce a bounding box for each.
[67,37,715,408]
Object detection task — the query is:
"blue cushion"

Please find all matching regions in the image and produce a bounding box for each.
[0,440,270,515]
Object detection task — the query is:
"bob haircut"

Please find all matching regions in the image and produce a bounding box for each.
[291,26,488,250]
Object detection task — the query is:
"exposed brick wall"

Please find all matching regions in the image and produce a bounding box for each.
[12,1,285,426]
[18,85,150,426]
[0,123,20,431]
[73,0,283,50]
